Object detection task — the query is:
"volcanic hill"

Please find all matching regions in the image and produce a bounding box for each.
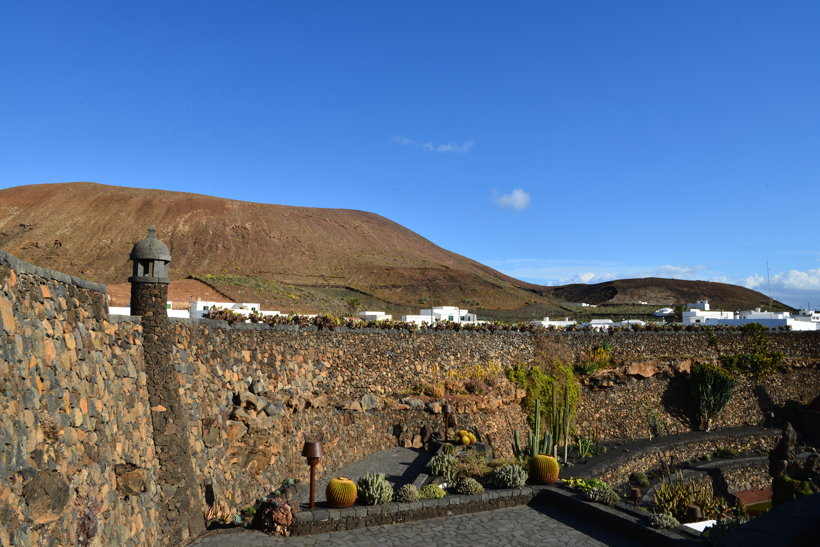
[0,182,787,318]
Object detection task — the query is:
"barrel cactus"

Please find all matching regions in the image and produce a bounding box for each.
[325,476,357,508]
[530,454,560,484]
[356,473,393,505]
[491,464,528,489]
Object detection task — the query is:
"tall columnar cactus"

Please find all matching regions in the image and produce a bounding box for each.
[428,454,456,483]
[513,399,554,460]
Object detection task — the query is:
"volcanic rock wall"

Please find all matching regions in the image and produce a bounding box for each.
[1,248,819,545]
[0,251,160,546]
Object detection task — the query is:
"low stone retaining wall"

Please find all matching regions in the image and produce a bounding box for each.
[576,427,780,487]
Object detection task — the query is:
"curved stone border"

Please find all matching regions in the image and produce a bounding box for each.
[0,249,107,293]
[289,485,699,545]
[574,427,781,486]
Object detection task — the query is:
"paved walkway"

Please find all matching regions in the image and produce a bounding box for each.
[188,502,641,546]
[295,447,432,506]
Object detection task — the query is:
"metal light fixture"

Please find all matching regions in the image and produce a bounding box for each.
[442,403,452,441]
[302,440,323,509]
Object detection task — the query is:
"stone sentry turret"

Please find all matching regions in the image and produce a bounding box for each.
[129,225,171,315]
[128,226,204,543]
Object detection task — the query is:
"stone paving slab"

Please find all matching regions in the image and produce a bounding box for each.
[296,447,431,506]
[187,502,642,546]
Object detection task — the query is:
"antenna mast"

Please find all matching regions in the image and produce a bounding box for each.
[766,261,773,309]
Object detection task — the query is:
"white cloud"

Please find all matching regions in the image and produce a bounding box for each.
[647,265,706,279]
[568,271,617,284]
[744,269,820,291]
[391,136,474,153]
[743,274,765,289]
[773,269,820,291]
[485,259,711,286]
[484,258,820,308]
[493,189,531,210]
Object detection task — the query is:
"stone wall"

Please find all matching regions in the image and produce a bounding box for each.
[168,321,533,513]
[2,247,819,545]
[167,322,820,517]
[0,250,160,546]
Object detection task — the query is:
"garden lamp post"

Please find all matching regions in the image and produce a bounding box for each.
[302,441,323,509]
[442,404,452,441]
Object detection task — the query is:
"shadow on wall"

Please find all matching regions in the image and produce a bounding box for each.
[661,375,697,431]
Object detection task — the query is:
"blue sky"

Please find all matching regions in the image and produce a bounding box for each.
[2,1,819,308]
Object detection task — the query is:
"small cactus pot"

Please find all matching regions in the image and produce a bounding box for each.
[326,476,357,508]
[530,455,560,484]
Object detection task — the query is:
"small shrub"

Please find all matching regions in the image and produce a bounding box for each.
[585,485,620,505]
[491,463,528,489]
[356,473,393,505]
[717,322,783,378]
[418,484,446,499]
[630,471,650,488]
[649,512,680,529]
[250,497,299,535]
[691,363,736,431]
[454,477,485,495]
[394,484,420,503]
[653,471,726,521]
[454,452,492,482]
[713,446,739,459]
[704,516,750,545]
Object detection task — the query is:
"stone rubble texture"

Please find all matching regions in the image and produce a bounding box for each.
[0,248,818,545]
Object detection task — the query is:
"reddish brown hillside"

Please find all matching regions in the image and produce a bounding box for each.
[0,182,542,311]
[0,182,786,315]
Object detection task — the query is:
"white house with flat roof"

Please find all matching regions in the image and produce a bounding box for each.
[188,300,281,319]
[402,306,479,326]
[682,300,819,331]
[531,317,576,329]
[109,300,281,320]
[578,319,615,331]
[358,311,392,321]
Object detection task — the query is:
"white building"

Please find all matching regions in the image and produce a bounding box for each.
[108,301,189,318]
[578,319,615,331]
[531,317,576,329]
[358,311,392,321]
[567,302,597,308]
[682,300,820,331]
[109,300,281,320]
[402,306,479,326]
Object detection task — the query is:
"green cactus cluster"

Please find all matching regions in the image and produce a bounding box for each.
[491,464,528,489]
[394,484,420,503]
[454,477,485,495]
[513,399,553,459]
[356,473,394,505]
[585,485,620,505]
[649,512,680,529]
[418,484,447,499]
[428,453,457,482]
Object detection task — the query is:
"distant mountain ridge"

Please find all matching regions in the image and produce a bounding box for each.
[0,182,787,317]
